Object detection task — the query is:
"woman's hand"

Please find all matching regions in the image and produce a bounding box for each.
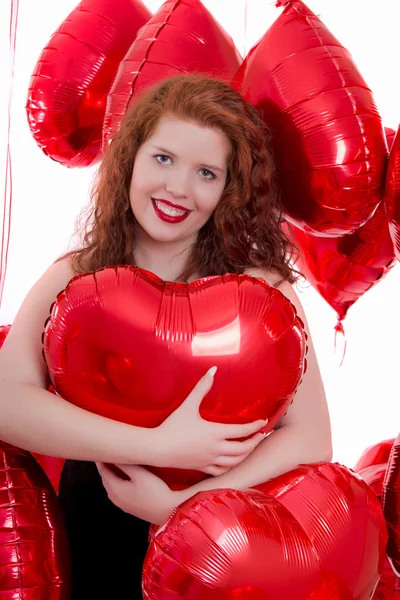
[154,367,267,475]
[96,463,179,526]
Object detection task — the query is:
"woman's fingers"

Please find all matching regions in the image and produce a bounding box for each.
[220,432,266,456]
[202,433,266,476]
[219,419,267,440]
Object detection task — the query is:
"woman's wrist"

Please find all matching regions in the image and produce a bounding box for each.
[112,421,160,465]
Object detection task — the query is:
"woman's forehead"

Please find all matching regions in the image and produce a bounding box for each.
[144,115,231,165]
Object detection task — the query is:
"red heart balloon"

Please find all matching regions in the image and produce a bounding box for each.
[103,0,242,146]
[26,0,151,167]
[385,126,400,262]
[354,439,395,475]
[286,202,396,322]
[43,266,306,489]
[233,0,387,236]
[0,442,70,599]
[143,463,386,599]
[373,559,400,600]
[354,440,400,599]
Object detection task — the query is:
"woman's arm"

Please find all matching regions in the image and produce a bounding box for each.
[176,276,332,501]
[0,380,162,464]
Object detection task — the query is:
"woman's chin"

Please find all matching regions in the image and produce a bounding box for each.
[142,221,197,244]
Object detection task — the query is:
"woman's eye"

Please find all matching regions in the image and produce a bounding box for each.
[200,168,216,180]
[155,154,172,164]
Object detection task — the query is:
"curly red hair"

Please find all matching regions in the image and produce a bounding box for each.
[62,73,298,284]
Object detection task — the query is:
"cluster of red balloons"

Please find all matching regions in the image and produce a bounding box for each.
[26,0,400,327]
[2,0,397,597]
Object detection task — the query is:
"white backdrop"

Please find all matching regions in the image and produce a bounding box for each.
[0,0,399,467]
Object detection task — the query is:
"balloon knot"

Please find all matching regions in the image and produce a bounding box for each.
[334,320,345,335]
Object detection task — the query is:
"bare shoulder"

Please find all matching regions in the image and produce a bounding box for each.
[244,267,308,324]
[0,256,77,387]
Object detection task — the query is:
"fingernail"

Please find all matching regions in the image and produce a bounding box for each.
[208,366,217,377]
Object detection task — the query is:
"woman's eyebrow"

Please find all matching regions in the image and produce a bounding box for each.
[152,146,225,173]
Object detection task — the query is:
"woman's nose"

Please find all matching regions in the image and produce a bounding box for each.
[165,168,191,198]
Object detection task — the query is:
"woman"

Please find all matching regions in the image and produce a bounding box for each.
[0,74,331,598]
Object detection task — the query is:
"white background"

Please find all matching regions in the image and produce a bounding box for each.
[0,0,399,467]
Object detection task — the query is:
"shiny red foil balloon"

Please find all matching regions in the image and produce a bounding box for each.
[43,266,306,489]
[355,439,395,500]
[286,202,396,321]
[374,558,400,600]
[0,325,65,492]
[385,126,400,261]
[383,435,400,578]
[26,0,151,168]
[103,0,242,146]
[143,463,386,599]
[354,439,396,474]
[354,440,400,599]
[233,0,387,236]
[0,442,70,598]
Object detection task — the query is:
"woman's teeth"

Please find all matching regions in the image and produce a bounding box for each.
[154,200,187,217]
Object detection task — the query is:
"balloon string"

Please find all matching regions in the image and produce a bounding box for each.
[334,318,347,367]
[0,0,19,310]
[243,0,248,58]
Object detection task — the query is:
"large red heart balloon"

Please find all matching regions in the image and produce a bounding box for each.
[233,0,387,236]
[103,0,242,146]
[26,0,151,167]
[286,202,396,322]
[43,266,306,489]
[0,442,70,599]
[142,463,386,599]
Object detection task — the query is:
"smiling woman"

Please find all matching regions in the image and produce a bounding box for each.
[0,73,331,599]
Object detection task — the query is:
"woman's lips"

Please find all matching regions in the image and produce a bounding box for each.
[152,198,191,212]
[151,198,191,224]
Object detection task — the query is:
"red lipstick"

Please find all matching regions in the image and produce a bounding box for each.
[153,198,190,211]
[151,198,191,224]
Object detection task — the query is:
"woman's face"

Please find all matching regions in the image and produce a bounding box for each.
[129,114,231,245]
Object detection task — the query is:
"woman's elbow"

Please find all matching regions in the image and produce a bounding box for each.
[303,431,333,464]
[314,435,333,463]
[320,443,333,463]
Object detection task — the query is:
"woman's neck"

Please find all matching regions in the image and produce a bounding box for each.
[133,236,197,283]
